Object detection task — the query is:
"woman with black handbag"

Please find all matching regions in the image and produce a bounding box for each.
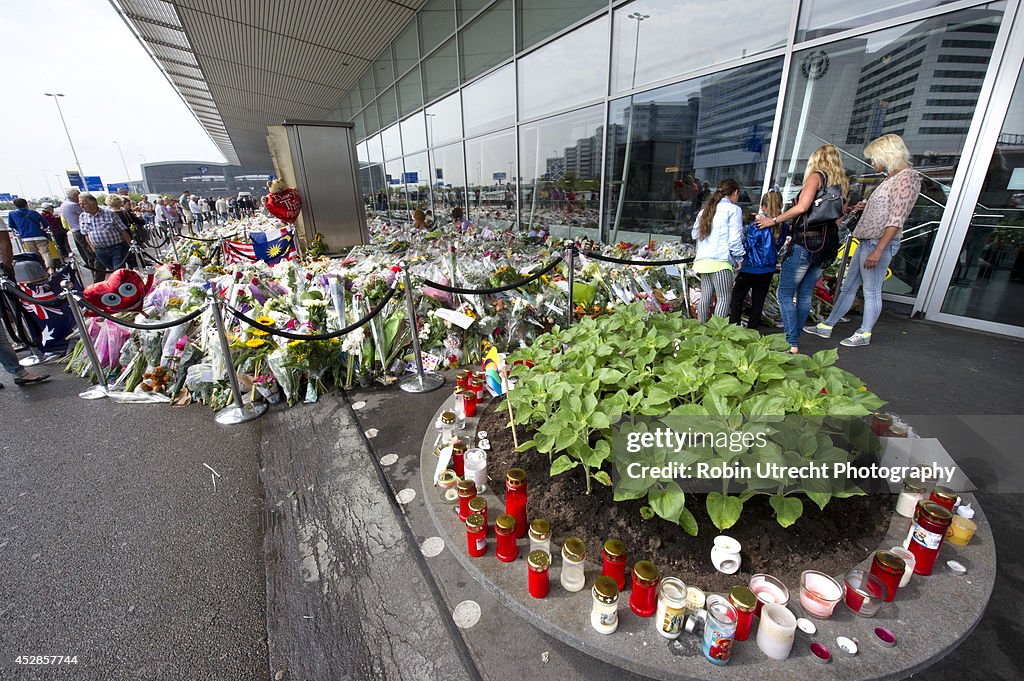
[756,144,847,353]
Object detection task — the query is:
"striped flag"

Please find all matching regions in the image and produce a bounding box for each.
[223,228,296,266]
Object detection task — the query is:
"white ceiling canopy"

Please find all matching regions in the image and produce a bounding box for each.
[111,0,426,166]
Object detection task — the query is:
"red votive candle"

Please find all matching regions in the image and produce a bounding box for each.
[629,561,660,617]
[601,539,627,591]
[528,550,550,598]
[495,514,518,562]
[457,479,476,522]
[870,550,906,602]
[466,513,487,558]
[505,468,528,539]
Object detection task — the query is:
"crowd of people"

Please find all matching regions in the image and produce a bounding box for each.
[691,133,922,353]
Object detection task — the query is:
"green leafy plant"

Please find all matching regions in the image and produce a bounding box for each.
[508,303,885,534]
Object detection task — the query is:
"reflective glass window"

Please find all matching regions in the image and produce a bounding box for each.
[382,123,403,160]
[393,21,420,77]
[774,5,1003,296]
[462,64,516,137]
[354,112,366,141]
[425,92,463,147]
[519,105,603,239]
[420,0,457,55]
[379,87,399,128]
[347,88,362,113]
[398,68,424,117]
[403,152,434,214]
[363,99,380,136]
[465,129,517,227]
[518,17,608,121]
[367,134,384,164]
[798,0,957,42]
[359,72,376,109]
[401,112,429,154]
[604,58,784,242]
[385,158,407,217]
[460,0,513,82]
[373,48,395,92]
[517,0,607,52]
[423,37,460,104]
[940,61,1024,327]
[431,142,468,216]
[610,0,789,94]
[458,0,490,24]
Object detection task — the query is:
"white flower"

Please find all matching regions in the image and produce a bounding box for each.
[342,327,365,354]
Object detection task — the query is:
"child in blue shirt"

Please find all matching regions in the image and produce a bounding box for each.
[729,191,789,329]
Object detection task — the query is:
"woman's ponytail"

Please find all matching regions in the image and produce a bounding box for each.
[697,178,741,241]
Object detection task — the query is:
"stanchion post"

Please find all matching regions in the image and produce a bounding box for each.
[62,281,109,400]
[565,245,575,328]
[207,290,267,425]
[398,264,445,394]
[169,230,181,263]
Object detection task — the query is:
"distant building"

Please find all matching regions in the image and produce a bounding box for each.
[141,161,275,196]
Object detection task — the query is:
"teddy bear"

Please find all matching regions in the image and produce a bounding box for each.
[263,178,302,224]
[140,365,171,393]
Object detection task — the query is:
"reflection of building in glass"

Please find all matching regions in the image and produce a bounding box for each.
[694,59,785,187]
[848,10,999,169]
[141,162,274,195]
[542,129,604,183]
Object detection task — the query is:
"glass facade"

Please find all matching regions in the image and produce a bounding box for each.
[336,0,1024,335]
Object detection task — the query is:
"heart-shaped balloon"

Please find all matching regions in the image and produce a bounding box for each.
[264,187,302,223]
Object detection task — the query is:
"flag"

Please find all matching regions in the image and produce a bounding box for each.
[482,346,503,396]
[222,240,256,264]
[251,228,296,266]
[15,265,76,354]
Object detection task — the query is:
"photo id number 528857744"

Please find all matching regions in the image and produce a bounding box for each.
[15,656,79,665]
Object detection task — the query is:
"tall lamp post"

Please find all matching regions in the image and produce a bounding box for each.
[44,93,85,186]
[610,12,650,243]
[113,141,132,185]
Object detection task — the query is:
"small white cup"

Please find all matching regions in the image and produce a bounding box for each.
[711,546,741,574]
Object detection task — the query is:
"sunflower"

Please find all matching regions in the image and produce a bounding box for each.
[255,316,276,326]
[250,328,269,337]
[245,338,267,349]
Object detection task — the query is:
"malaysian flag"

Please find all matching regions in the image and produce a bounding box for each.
[222,228,296,266]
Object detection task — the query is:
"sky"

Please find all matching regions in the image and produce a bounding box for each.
[0,0,224,199]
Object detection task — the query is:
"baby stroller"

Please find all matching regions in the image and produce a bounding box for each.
[1,252,69,362]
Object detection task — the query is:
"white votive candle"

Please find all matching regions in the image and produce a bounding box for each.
[756,604,797,660]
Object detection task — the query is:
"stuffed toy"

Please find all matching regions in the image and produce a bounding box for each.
[140,365,171,393]
[83,269,153,315]
[264,179,302,224]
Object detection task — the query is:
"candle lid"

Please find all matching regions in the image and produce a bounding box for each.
[931,485,958,503]
[466,513,485,531]
[603,538,626,559]
[506,468,527,487]
[874,549,907,573]
[901,476,927,493]
[836,636,859,655]
[562,537,586,562]
[495,513,516,533]
[440,411,456,425]
[593,575,619,604]
[464,448,486,463]
[452,440,468,453]
[728,586,758,612]
[529,518,551,541]
[468,497,487,513]
[796,618,816,635]
[632,560,659,586]
[438,470,458,489]
[917,500,953,524]
[456,479,476,496]
[945,559,967,575]
[527,550,550,571]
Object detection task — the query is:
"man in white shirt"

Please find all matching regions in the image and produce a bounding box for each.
[188,197,204,230]
[59,188,101,283]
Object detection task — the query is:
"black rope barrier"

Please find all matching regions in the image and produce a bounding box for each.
[178,233,235,243]
[576,248,695,267]
[0,278,67,311]
[135,249,165,266]
[420,255,563,295]
[225,285,398,341]
[75,297,209,331]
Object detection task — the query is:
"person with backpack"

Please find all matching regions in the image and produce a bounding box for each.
[7,199,56,272]
[730,191,788,329]
[692,178,745,322]
[757,144,847,354]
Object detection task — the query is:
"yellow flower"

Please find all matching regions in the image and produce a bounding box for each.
[288,340,304,348]
[464,309,478,320]
[250,329,269,337]
[255,316,276,326]
[168,297,183,307]
[245,338,267,348]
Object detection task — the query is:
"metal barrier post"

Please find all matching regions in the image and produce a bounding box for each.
[566,246,575,328]
[62,281,109,400]
[169,229,181,263]
[207,290,267,425]
[128,239,145,272]
[398,264,444,394]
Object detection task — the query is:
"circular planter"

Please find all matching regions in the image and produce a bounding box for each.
[421,395,996,680]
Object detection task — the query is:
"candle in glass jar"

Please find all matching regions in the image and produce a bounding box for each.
[869,550,906,603]
[495,514,518,562]
[437,469,459,505]
[457,479,476,522]
[591,576,619,634]
[464,448,487,492]
[728,586,758,641]
[895,477,927,517]
[451,440,467,478]
[455,370,470,391]
[749,574,789,617]
[466,513,487,557]
[629,561,660,617]
[468,497,487,529]
[799,570,843,619]
[505,468,528,539]
[947,514,977,546]
[702,595,738,666]
[529,518,551,556]
[461,388,478,418]
[889,546,916,587]
[929,486,958,511]
[560,538,587,593]
[601,539,627,591]
[527,550,550,598]
[470,377,485,400]
[755,604,797,660]
[655,577,688,639]
[908,500,953,575]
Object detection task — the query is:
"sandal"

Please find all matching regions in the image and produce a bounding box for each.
[788,347,800,354]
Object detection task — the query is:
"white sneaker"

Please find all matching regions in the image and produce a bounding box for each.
[840,332,872,347]
[803,323,833,339]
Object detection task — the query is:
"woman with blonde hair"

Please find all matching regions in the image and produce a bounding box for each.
[806,134,920,347]
[756,144,848,353]
[691,178,745,322]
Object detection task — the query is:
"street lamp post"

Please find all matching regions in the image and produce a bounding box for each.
[610,12,650,243]
[44,93,85,185]
[41,170,55,198]
[113,141,132,185]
